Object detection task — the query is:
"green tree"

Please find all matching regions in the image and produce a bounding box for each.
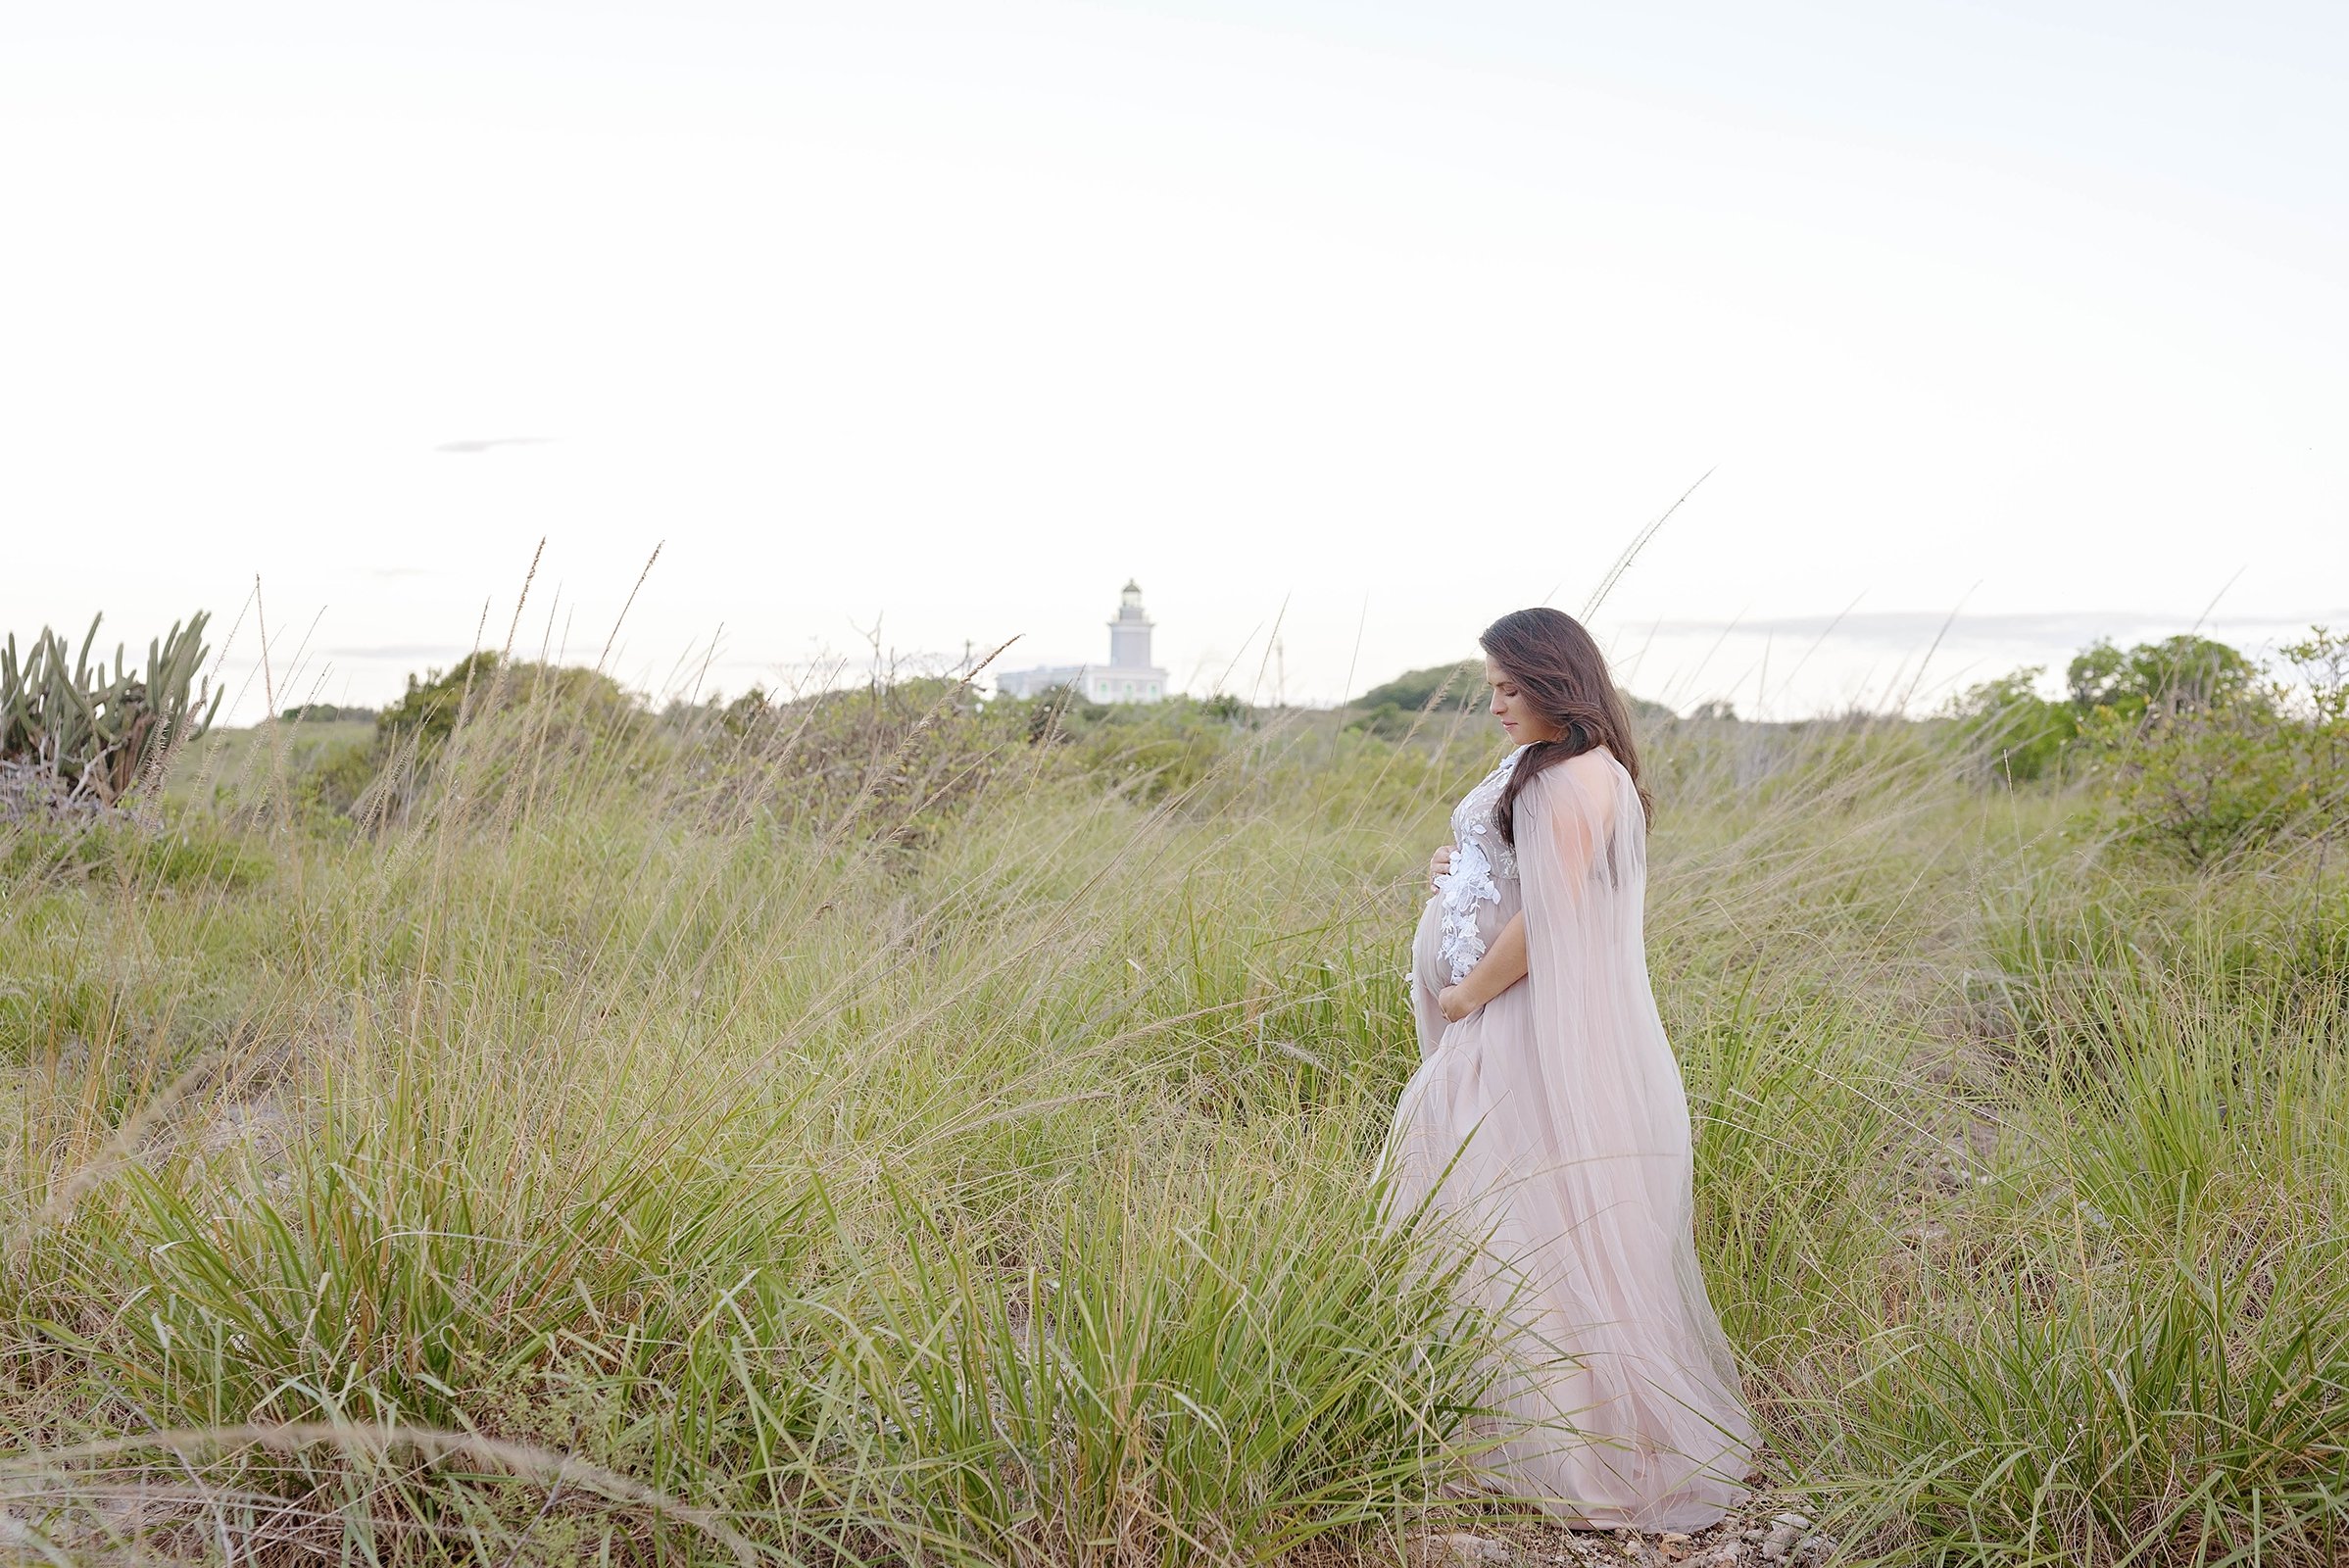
[2067,634,2260,717]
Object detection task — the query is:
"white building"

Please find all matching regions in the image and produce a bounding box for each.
[995,581,1170,704]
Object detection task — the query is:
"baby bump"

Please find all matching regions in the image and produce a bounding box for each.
[1409,890,1506,1049]
[1418,888,1516,991]
[1412,896,1448,995]
[1407,897,1449,1060]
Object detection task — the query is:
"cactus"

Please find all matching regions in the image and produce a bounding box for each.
[0,612,223,803]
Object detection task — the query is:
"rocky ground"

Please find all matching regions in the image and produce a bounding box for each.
[0,758,113,821]
[1424,1490,1842,1568]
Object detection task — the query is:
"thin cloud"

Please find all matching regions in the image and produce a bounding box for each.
[434,437,556,454]
[322,644,473,661]
[1616,608,2349,648]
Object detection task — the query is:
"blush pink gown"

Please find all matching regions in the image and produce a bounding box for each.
[1381,745,1756,1531]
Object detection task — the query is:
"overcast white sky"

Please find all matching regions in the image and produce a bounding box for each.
[4,0,2344,721]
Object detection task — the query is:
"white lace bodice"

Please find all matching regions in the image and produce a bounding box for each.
[1434,746,1525,984]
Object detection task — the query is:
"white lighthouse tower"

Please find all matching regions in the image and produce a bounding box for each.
[994,580,1171,704]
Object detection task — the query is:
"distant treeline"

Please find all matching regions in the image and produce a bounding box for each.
[278,703,379,723]
[13,612,2344,870]
[1347,662,1681,740]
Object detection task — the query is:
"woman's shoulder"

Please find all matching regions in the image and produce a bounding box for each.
[1528,745,1628,819]
[1539,743,1625,788]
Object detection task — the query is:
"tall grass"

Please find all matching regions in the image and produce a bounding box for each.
[1,666,2344,1564]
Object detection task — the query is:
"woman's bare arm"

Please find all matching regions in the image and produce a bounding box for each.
[1439,911,1527,1020]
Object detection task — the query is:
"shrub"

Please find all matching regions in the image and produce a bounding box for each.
[2081,627,2349,866]
[682,675,1031,843]
[2082,704,2312,864]
[294,736,383,818]
[376,652,640,752]
[341,653,654,827]
[1346,662,1484,740]
[1946,667,2080,783]
[1059,696,1245,804]
[1009,681,1107,742]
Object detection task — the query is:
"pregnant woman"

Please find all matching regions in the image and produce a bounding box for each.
[1382,607,1756,1531]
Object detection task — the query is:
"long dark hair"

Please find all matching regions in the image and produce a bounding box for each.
[1482,607,1653,846]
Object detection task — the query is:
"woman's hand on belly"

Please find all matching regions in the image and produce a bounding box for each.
[1428,844,1454,892]
[1437,912,1529,1023]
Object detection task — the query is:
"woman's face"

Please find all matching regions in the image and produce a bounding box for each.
[1486,655,1564,745]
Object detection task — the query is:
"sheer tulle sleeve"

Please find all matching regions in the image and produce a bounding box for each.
[1508,751,1756,1524]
